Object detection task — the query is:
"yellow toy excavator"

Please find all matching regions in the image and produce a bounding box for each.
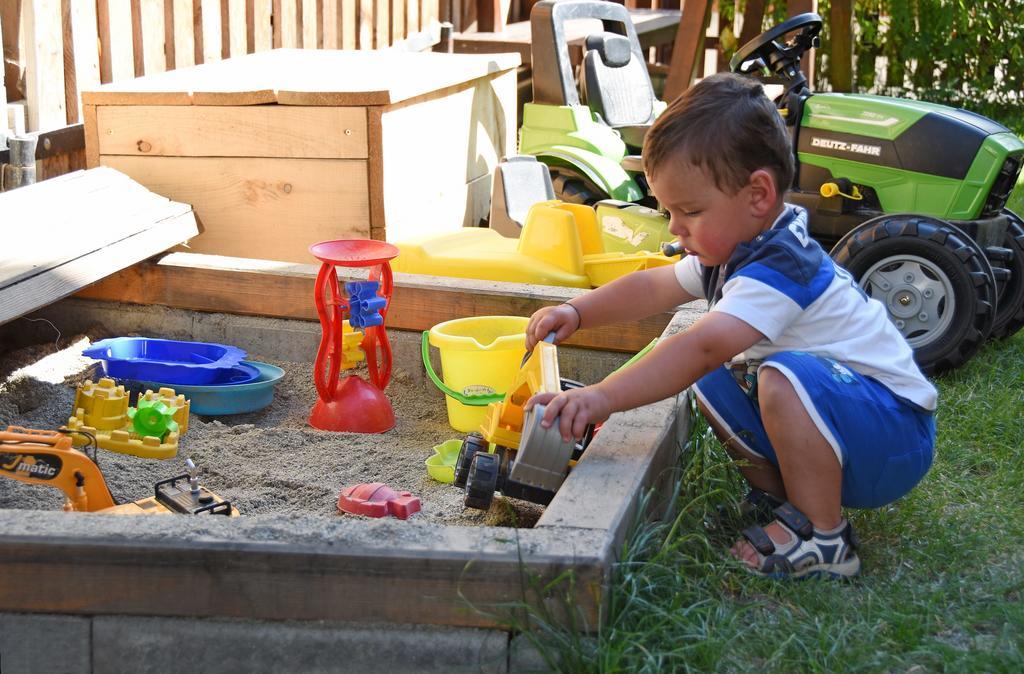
[0,426,236,515]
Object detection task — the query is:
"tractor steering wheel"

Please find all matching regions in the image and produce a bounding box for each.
[729,13,822,80]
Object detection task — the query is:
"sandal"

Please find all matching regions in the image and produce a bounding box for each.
[738,502,861,579]
[738,488,785,524]
[714,488,785,527]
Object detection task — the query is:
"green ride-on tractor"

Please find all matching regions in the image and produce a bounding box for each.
[518,1,1024,374]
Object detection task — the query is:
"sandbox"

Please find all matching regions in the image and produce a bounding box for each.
[0,297,693,670]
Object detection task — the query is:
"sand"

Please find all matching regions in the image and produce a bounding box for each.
[0,331,545,528]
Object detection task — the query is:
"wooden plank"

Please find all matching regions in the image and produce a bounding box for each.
[829,0,852,92]
[172,0,195,68]
[97,0,112,82]
[61,0,77,124]
[23,0,67,132]
[391,0,405,43]
[0,526,606,628]
[193,0,205,64]
[301,0,317,47]
[357,0,372,49]
[199,0,222,63]
[272,0,282,47]
[83,104,99,167]
[422,0,437,26]
[280,0,299,47]
[96,105,369,158]
[164,0,177,69]
[141,0,168,75]
[406,0,419,34]
[82,49,520,108]
[228,0,249,56]
[0,8,7,139]
[322,0,338,48]
[1,168,179,287]
[737,0,764,48]
[252,0,272,51]
[1,210,198,325]
[787,0,817,86]
[245,0,255,51]
[379,69,515,241]
[219,0,230,58]
[341,0,356,49]
[366,106,384,240]
[104,0,137,82]
[131,0,145,76]
[663,0,713,99]
[476,0,501,33]
[0,167,198,324]
[452,8,678,66]
[76,252,682,352]
[375,0,388,48]
[99,155,370,262]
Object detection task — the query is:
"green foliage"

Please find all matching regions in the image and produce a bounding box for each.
[814,1,1024,135]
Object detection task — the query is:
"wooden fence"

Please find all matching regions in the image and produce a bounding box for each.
[1,0,444,137]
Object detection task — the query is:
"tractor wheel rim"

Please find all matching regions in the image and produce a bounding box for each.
[861,254,956,348]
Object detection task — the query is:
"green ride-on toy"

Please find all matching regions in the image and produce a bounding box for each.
[520,2,1024,374]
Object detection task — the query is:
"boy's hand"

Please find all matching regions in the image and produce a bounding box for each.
[526,385,612,442]
[526,304,581,351]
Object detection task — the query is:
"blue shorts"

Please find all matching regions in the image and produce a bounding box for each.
[693,351,935,509]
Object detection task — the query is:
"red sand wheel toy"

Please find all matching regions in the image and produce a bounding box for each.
[308,239,400,433]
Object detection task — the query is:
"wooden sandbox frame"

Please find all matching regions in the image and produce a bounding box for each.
[0,257,699,657]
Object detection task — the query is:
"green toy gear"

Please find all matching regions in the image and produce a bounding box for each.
[128,399,180,440]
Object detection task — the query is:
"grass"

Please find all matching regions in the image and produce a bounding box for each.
[515,331,1024,672]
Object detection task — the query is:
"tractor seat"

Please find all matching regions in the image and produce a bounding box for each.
[582,32,657,150]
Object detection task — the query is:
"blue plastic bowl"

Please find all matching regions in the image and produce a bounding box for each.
[84,337,247,385]
[141,361,285,415]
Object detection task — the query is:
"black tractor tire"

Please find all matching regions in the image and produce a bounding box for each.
[548,166,604,205]
[991,210,1024,340]
[453,432,487,489]
[831,214,997,375]
[464,452,500,510]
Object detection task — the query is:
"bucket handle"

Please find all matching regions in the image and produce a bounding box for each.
[421,331,506,406]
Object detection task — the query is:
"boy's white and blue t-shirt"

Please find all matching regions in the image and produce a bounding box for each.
[675,204,936,508]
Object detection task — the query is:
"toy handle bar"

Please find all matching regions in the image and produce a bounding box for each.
[420,332,506,407]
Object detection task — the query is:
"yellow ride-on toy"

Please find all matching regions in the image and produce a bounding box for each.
[0,426,237,515]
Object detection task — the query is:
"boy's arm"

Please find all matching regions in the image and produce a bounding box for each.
[598,311,763,412]
[571,264,697,327]
[527,264,698,349]
[530,311,765,441]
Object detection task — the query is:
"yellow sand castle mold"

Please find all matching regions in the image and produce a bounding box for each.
[67,380,189,460]
[73,378,130,430]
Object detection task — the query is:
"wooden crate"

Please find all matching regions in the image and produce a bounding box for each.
[82,49,519,263]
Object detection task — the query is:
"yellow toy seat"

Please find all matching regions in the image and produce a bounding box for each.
[394,199,673,287]
[394,201,595,288]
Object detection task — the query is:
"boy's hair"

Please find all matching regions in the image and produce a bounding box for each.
[643,72,794,196]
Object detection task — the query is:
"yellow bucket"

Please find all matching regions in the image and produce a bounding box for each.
[424,316,528,432]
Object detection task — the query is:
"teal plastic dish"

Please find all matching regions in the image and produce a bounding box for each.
[142,361,285,415]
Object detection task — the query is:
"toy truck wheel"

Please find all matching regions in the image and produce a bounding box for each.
[831,215,996,375]
[991,210,1024,339]
[453,432,487,489]
[464,452,499,510]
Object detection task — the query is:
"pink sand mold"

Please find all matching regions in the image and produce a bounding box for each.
[337,482,420,519]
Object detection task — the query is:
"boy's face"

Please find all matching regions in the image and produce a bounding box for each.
[649,159,779,267]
